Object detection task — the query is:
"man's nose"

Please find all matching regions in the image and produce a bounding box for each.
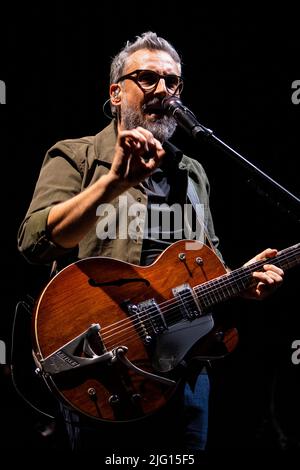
[155,78,168,94]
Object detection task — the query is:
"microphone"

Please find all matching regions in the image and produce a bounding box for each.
[162,96,213,140]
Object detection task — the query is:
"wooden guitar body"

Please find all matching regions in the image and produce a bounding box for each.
[32,239,299,422]
[33,241,227,421]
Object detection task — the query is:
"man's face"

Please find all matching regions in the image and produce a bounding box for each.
[115,49,181,142]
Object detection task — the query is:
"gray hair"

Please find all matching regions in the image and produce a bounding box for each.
[109,32,182,115]
[110,31,182,84]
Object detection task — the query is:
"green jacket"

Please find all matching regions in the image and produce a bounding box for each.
[17,120,222,267]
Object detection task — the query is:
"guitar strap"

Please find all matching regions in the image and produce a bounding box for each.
[187,176,218,255]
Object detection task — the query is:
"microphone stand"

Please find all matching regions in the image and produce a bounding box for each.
[170,103,300,224]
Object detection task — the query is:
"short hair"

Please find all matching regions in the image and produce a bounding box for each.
[109,31,182,115]
[110,31,182,84]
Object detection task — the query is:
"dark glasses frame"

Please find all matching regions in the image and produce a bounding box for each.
[116,69,183,95]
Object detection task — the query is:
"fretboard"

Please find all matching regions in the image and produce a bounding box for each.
[194,243,300,310]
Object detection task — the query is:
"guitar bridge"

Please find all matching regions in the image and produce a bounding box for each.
[172,283,202,320]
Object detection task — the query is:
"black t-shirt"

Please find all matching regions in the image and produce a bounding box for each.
[140,153,186,266]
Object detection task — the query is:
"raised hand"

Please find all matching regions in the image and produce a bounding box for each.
[109,127,165,188]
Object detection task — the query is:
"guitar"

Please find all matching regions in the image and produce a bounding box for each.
[32,240,299,422]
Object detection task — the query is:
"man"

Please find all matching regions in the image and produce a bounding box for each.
[18,32,283,452]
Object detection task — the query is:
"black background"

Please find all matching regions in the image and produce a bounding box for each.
[1,3,299,457]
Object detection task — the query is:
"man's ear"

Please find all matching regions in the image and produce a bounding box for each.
[110,84,121,105]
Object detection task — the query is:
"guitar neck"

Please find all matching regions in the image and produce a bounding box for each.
[195,243,300,310]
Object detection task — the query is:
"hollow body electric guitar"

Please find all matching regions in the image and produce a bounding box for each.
[32,240,299,422]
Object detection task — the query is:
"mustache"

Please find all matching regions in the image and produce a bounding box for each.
[141,98,164,114]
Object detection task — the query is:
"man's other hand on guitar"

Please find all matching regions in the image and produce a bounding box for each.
[242,248,284,300]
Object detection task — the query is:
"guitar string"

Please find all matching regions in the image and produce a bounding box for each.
[98,248,298,346]
[101,265,295,349]
[102,269,247,348]
[101,250,298,348]
[100,248,298,348]
[101,265,247,341]
[100,247,296,336]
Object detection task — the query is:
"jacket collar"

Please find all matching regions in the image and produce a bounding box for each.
[94,120,118,165]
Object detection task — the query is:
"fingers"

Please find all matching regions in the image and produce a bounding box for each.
[262,248,278,259]
[262,264,284,278]
[111,127,166,186]
[253,263,284,283]
[240,248,285,300]
[251,263,284,299]
[119,127,163,161]
[244,248,277,266]
[253,269,283,285]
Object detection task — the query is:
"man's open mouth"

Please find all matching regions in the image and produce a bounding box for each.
[143,103,164,116]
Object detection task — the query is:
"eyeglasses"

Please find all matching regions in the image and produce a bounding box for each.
[116,69,183,95]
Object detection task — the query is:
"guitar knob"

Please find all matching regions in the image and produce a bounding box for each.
[131,393,142,403]
[216,330,224,341]
[109,394,120,405]
[87,387,97,401]
[144,335,152,344]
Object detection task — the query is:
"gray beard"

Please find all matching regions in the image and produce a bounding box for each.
[121,107,177,143]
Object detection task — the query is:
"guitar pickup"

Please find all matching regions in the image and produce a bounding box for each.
[128,299,168,342]
[172,283,202,321]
